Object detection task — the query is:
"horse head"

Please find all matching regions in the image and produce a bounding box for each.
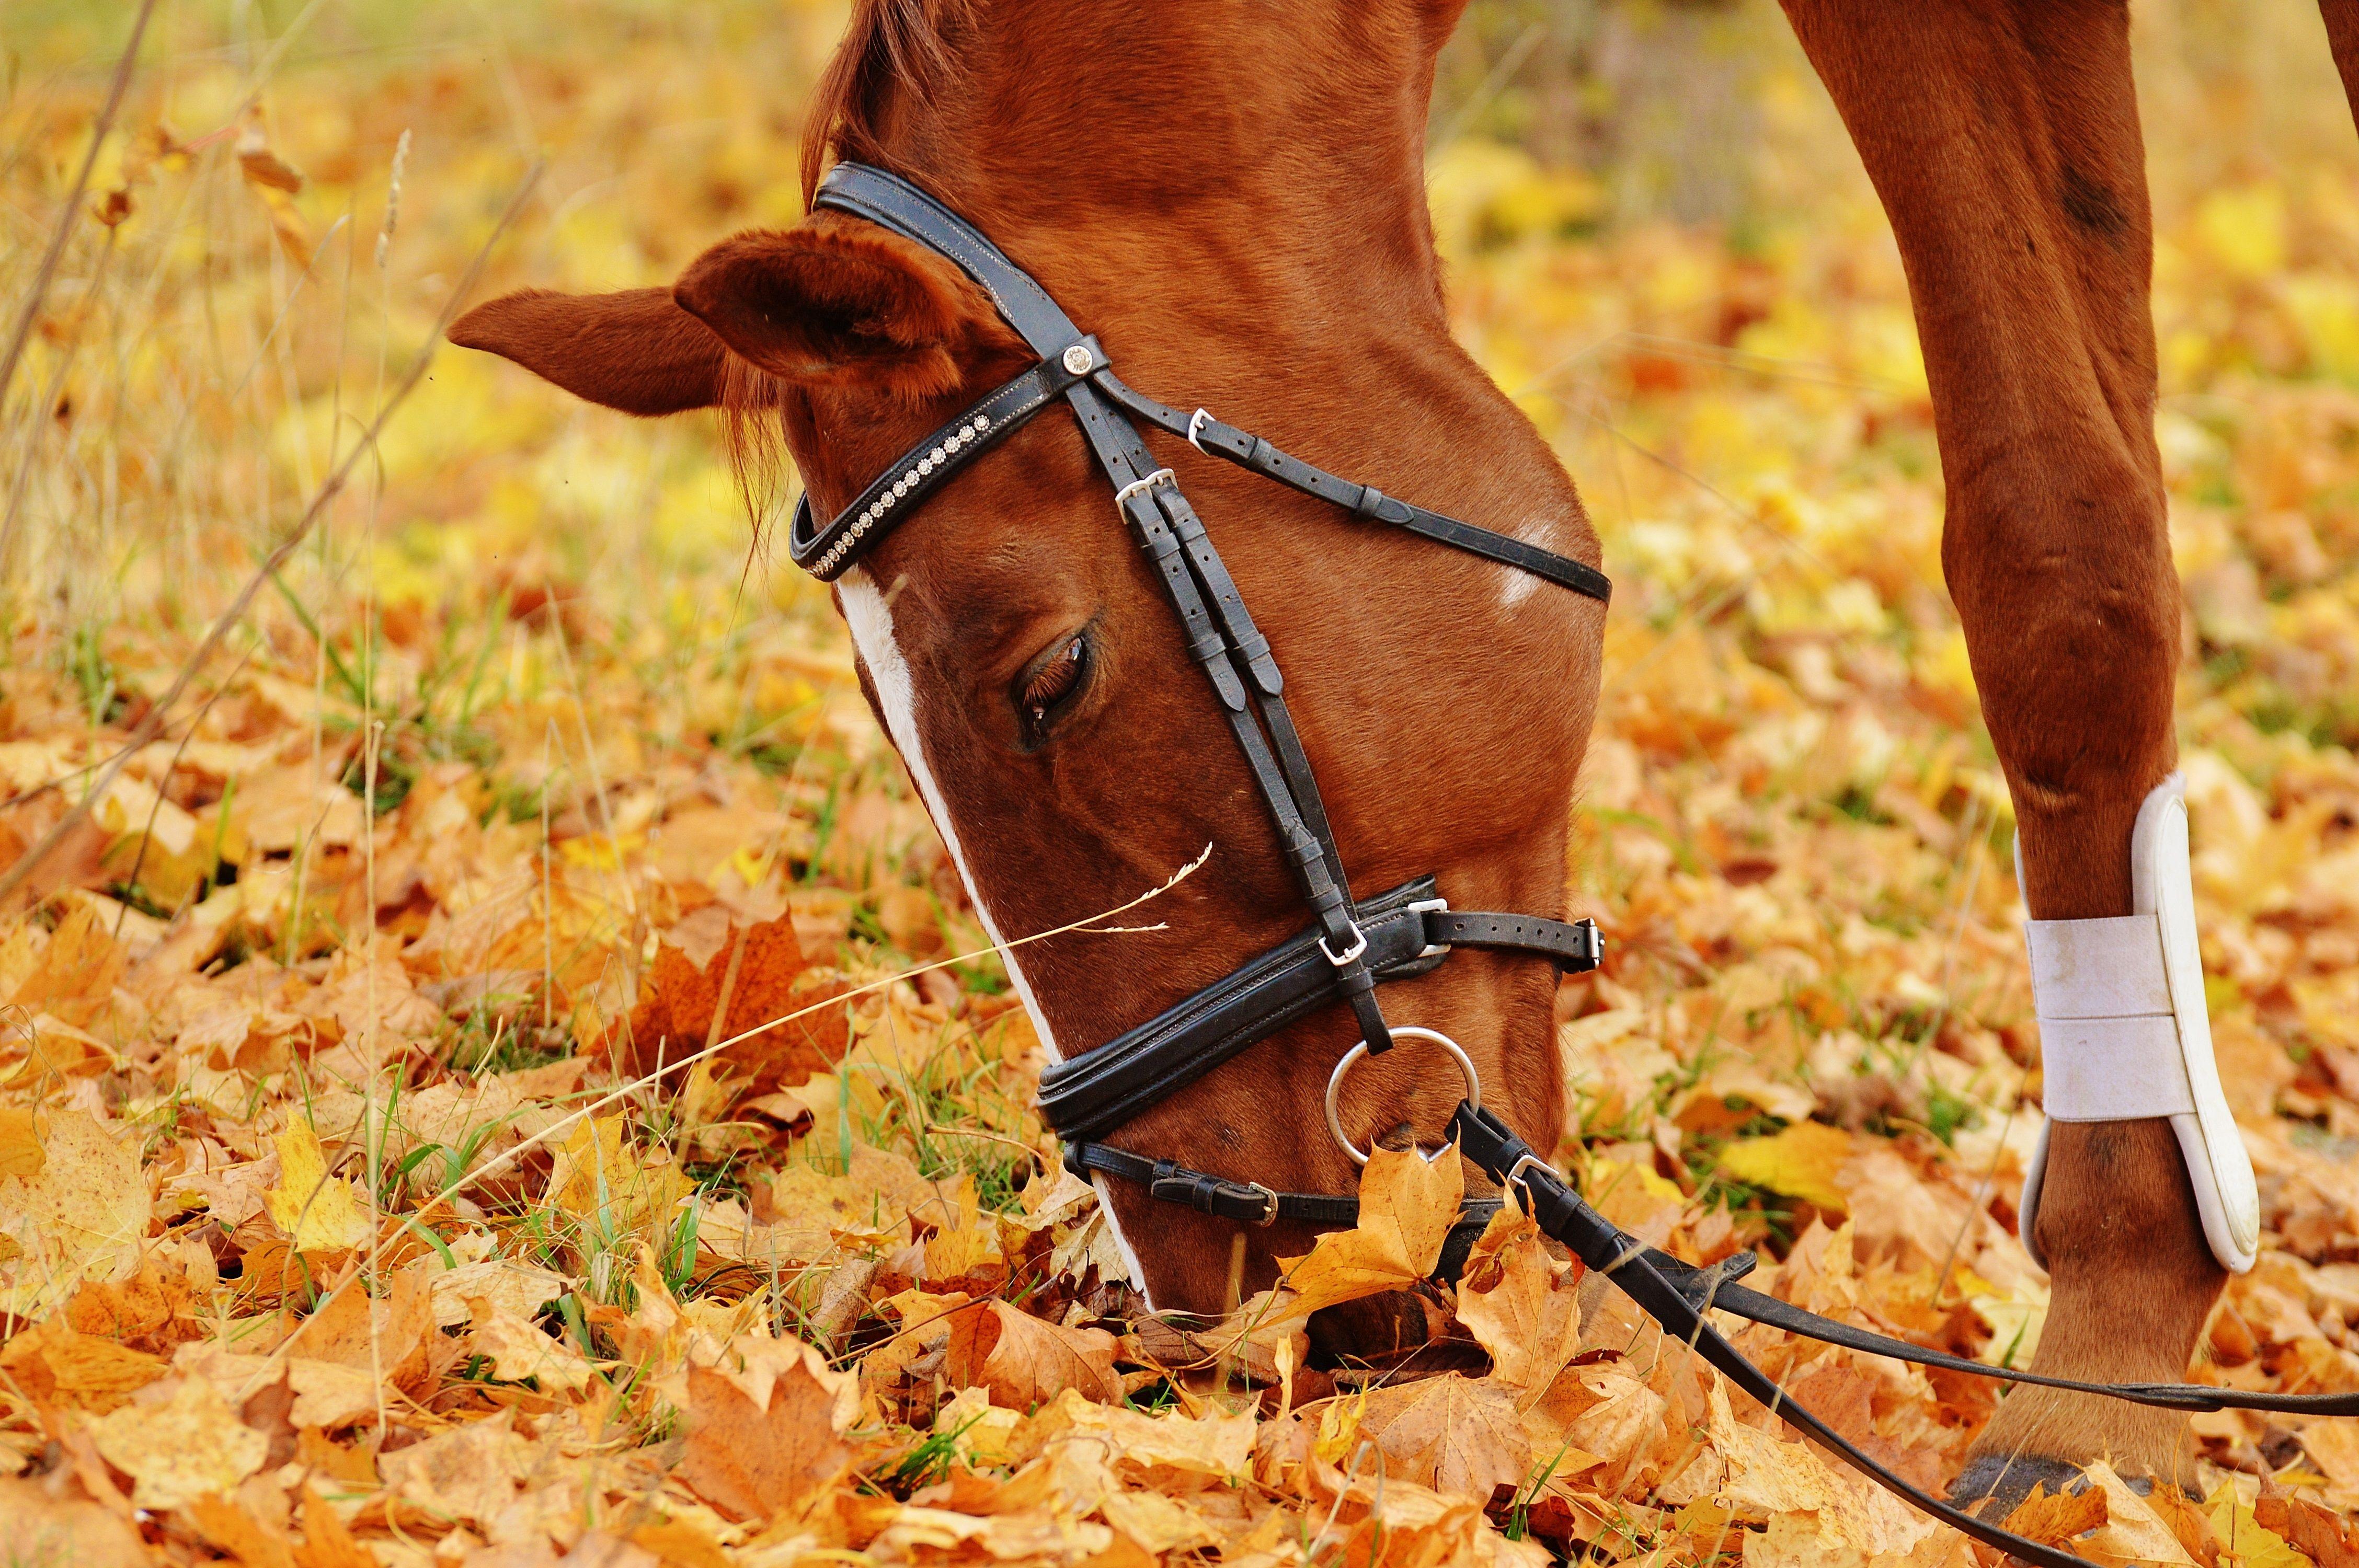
[450,0,1605,1336]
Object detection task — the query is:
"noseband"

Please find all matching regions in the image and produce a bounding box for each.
[791,164,2356,1567]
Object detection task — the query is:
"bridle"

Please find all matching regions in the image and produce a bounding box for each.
[789,163,2356,1566]
[792,163,1611,1274]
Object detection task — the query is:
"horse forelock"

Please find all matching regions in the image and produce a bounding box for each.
[799,0,977,207]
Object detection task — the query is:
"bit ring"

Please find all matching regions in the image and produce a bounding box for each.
[1324,1026,1482,1166]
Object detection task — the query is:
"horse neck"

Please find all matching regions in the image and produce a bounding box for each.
[866,0,1461,348]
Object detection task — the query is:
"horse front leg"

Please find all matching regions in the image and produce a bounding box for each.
[1780,0,2244,1508]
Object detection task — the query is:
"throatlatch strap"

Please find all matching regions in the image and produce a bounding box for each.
[1093,371,1611,604]
[2018,774,2260,1274]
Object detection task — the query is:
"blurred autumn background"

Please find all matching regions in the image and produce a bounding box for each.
[7,1,2359,1564]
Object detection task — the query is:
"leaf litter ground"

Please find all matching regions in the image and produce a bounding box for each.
[6,5,2359,1565]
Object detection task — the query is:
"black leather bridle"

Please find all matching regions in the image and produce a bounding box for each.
[788,163,2356,1567]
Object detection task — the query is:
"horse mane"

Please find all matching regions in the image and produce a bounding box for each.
[798,0,975,205]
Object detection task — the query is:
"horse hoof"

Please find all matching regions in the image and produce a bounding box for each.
[1949,1453,2184,1519]
[1949,1454,2089,1519]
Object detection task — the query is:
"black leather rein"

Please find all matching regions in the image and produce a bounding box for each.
[788,163,2350,1567]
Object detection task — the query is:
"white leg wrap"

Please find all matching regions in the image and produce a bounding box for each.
[2017,774,2259,1274]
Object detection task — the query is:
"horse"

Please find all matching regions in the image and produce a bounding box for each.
[447,0,2331,1519]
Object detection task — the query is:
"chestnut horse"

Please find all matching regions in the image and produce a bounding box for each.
[450,0,2357,1516]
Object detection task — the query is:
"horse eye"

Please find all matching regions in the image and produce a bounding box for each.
[1015,632,1091,739]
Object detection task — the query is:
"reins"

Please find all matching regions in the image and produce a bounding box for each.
[789,162,2346,1566]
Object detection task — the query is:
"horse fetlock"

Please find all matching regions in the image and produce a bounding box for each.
[1957,1117,2222,1503]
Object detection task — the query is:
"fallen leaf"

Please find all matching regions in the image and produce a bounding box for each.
[1025,1386,1257,1485]
[1716,1120,1855,1214]
[1456,1203,1583,1404]
[468,1295,597,1393]
[675,1334,857,1521]
[0,1474,148,1568]
[621,914,850,1092]
[264,1121,370,1254]
[0,1110,150,1317]
[2000,1482,2108,1547]
[2072,1462,2200,1566]
[1707,1382,1936,1562]
[86,1375,270,1511]
[1278,1143,1464,1316]
[0,1317,168,1412]
[2250,1488,2354,1568]
[1350,1371,1531,1501]
[945,1298,1122,1407]
[0,1106,42,1180]
[380,1406,531,1523]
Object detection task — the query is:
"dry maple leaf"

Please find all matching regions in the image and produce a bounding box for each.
[380,1407,533,1524]
[282,1262,435,1394]
[945,1298,1123,1408]
[1348,1371,1531,1501]
[2068,1462,2202,1567]
[467,1294,598,1394]
[0,1474,148,1568]
[675,1337,858,1522]
[1278,1142,1465,1317]
[1456,1203,1583,1406]
[86,1375,270,1510]
[0,1105,42,1180]
[0,1109,150,1317]
[1716,1119,1856,1214]
[0,1316,167,1412]
[620,913,850,1092]
[1705,1381,1938,1563]
[2000,1482,2110,1547]
[2251,1490,2356,1568]
[1025,1385,1258,1486]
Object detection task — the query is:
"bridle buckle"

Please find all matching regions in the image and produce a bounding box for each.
[1112,467,1176,517]
[1503,1152,1551,1208]
[1187,407,1215,454]
[1319,923,1368,966]
[1406,896,1451,960]
[1245,1181,1279,1226]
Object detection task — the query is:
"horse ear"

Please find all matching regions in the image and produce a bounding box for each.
[670,212,1028,404]
[448,287,731,416]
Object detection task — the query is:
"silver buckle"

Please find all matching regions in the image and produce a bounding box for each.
[1504,1153,1551,1208]
[1406,896,1451,960]
[1187,407,1215,454]
[1112,467,1175,516]
[1319,923,1368,966]
[1246,1181,1278,1226]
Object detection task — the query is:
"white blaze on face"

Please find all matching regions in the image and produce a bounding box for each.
[834,567,1154,1302]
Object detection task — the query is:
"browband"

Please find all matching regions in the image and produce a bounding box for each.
[788,165,1611,604]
